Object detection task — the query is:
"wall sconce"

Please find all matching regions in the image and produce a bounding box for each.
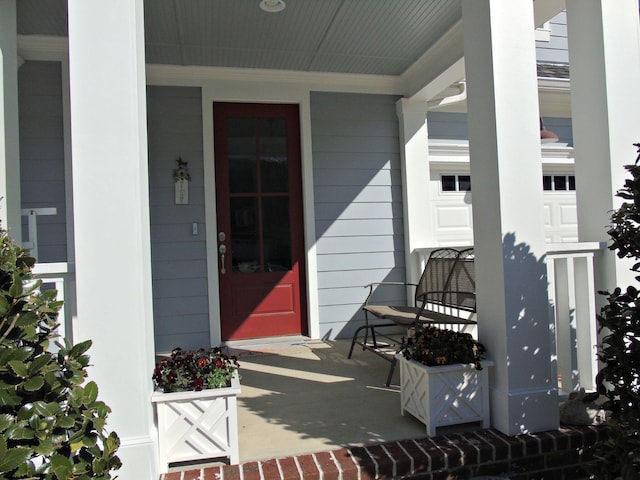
[174,157,190,205]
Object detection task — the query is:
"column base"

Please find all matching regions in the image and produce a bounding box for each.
[117,435,158,480]
[490,385,560,436]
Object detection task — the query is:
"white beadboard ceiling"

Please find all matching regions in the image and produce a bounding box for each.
[17,0,462,76]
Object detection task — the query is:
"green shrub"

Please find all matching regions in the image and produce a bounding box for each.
[593,143,640,479]
[0,229,121,479]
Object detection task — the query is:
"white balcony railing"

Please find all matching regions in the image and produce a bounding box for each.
[546,242,603,396]
[416,242,604,398]
[31,262,76,345]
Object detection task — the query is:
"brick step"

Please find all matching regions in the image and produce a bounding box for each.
[161,426,606,480]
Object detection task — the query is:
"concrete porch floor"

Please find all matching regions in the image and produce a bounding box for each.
[161,337,604,479]
[228,337,426,464]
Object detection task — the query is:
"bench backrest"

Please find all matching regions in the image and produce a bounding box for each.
[415,247,475,313]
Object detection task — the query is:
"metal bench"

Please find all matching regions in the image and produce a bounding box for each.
[347,247,476,386]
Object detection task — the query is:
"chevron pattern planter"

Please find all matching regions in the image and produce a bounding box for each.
[397,354,492,435]
[152,374,241,472]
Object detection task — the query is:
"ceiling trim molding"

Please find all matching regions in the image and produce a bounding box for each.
[17,35,68,61]
[17,33,405,94]
[146,64,405,94]
[538,77,571,92]
[400,20,465,100]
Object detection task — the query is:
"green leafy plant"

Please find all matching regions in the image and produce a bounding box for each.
[152,347,239,393]
[0,229,121,479]
[592,143,640,479]
[400,325,486,369]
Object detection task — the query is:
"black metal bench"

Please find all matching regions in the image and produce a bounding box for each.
[347,247,476,386]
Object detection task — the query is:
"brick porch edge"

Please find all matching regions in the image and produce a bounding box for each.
[160,425,607,480]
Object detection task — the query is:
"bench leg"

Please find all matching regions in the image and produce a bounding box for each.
[348,324,373,358]
[385,355,397,387]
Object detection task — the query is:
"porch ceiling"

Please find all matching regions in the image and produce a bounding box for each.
[18,0,463,76]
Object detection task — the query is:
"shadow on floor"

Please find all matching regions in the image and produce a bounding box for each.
[230,338,437,462]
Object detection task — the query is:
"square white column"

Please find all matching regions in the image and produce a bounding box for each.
[462,0,559,435]
[396,99,432,288]
[0,0,21,239]
[567,0,640,293]
[67,1,157,478]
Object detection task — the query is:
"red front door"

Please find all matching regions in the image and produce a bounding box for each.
[214,103,307,340]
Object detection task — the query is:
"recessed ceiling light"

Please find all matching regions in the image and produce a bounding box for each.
[260,0,285,13]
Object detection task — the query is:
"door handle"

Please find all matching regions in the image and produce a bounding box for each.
[219,244,227,274]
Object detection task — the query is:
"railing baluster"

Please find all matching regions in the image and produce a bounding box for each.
[545,243,603,395]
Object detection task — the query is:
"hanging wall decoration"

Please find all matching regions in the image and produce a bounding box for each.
[174,157,190,205]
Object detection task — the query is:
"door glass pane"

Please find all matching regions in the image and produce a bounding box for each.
[263,197,291,272]
[227,118,257,193]
[230,197,260,273]
[260,118,288,193]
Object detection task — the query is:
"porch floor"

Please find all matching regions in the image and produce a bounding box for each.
[160,338,604,479]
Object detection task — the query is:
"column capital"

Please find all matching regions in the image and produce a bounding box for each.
[396,98,429,119]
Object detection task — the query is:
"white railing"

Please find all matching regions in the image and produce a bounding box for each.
[21,208,57,261]
[31,262,76,345]
[415,242,604,397]
[546,242,603,396]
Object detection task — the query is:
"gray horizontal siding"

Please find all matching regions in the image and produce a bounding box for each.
[316,251,404,272]
[311,92,405,340]
[314,185,401,203]
[429,112,574,146]
[316,235,402,254]
[147,86,209,354]
[315,202,403,221]
[542,117,573,146]
[427,112,468,140]
[316,218,404,238]
[152,259,208,280]
[313,167,400,186]
[18,60,67,263]
[317,268,405,289]
[536,11,569,65]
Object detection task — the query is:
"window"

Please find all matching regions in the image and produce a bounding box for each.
[458,175,471,191]
[441,174,471,192]
[543,175,576,191]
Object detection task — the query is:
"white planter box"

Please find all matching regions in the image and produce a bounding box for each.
[397,354,493,435]
[151,374,241,472]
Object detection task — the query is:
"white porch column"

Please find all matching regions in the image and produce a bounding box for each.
[396,99,432,289]
[566,0,640,293]
[0,0,21,239]
[67,2,157,479]
[462,0,559,435]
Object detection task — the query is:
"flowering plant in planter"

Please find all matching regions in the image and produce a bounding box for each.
[152,347,239,393]
[400,325,486,370]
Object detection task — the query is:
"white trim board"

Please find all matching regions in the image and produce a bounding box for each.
[202,83,319,345]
